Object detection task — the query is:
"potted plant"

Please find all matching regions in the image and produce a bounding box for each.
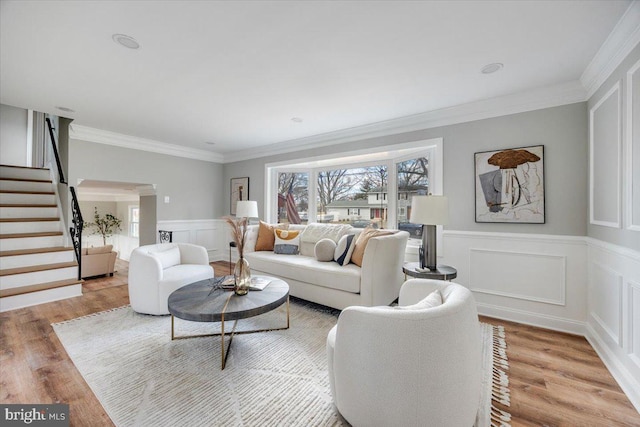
[86,207,122,246]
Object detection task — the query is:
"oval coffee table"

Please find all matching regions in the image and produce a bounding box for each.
[168,275,289,369]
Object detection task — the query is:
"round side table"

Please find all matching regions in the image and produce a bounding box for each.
[402,262,457,281]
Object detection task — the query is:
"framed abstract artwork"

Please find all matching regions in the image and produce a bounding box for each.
[230,177,249,215]
[474,145,545,223]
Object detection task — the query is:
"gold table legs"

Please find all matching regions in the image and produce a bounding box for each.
[171,295,290,369]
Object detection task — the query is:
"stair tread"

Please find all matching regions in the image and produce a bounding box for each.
[0,190,55,195]
[0,177,53,184]
[0,261,78,276]
[0,231,63,239]
[0,203,57,207]
[0,246,74,257]
[0,217,60,222]
[0,164,49,171]
[0,278,83,298]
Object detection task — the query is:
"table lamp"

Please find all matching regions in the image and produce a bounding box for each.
[409,195,449,270]
[235,200,259,221]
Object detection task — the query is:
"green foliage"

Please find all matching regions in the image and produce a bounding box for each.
[86,207,122,246]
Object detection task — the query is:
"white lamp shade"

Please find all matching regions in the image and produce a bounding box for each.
[409,195,449,225]
[236,200,259,218]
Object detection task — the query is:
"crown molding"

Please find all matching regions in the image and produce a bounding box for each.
[222,80,587,163]
[69,125,224,163]
[581,1,640,99]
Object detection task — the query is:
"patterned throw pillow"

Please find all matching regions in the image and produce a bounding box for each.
[334,234,356,266]
[274,229,300,255]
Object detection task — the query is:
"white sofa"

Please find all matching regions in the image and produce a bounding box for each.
[243,223,409,310]
[326,279,482,427]
[128,243,214,315]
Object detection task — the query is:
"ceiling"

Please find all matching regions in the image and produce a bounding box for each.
[0,0,634,159]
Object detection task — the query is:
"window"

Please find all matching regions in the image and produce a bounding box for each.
[129,206,139,238]
[277,172,308,224]
[316,165,387,226]
[266,138,442,231]
[397,156,430,239]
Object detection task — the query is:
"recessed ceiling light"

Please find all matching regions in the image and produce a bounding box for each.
[55,106,75,113]
[291,117,303,123]
[481,63,503,74]
[112,34,140,50]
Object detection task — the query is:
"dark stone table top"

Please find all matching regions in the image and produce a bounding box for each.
[168,276,289,322]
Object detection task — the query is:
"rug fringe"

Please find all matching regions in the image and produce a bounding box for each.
[51,305,131,326]
[490,325,511,427]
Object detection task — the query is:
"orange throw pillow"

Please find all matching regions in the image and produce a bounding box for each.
[350,227,393,266]
[255,221,288,251]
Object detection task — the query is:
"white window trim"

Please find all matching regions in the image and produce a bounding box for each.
[264,138,443,225]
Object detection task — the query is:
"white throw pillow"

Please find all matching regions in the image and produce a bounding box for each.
[314,238,337,262]
[399,289,443,310]
[150,246,181,269]
[334,234,356,266]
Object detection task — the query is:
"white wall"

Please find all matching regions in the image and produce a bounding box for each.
[0,104,28,166]
[585,43,640,411]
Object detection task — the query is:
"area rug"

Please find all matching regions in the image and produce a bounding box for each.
[52,299,510,427]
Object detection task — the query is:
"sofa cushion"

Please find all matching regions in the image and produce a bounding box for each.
[334,234,356,266]
[274,229,300,255]
[245,251,361,293]
[299,223,353,256]
[255,221,287,251]
[350,228,393,267]
[87,245,113,255]
[315,238,337,262]
[150,246,181,269]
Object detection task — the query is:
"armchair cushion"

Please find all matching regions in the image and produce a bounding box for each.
[397,289,442,310]
[149,246,181,269]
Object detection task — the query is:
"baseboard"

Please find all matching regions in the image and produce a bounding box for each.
[585,323,640,413]
[476,302,586,336]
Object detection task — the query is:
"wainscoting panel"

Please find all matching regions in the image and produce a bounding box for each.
[629,280,640,368]
[589,81,622,228]
[442,231,587,334]
[469,248,566,305]
[156,219,228,262]
[588,261,623,346]
[586,238,640,412]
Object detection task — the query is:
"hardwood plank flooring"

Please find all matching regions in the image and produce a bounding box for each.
[1,260,638,426]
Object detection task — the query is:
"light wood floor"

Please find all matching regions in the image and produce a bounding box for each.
[1,260,638,426]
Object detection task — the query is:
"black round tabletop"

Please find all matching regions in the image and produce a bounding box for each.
[403,262,457,281]
[168,276,289,322]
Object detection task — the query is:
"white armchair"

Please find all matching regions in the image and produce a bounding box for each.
[326,279,482,427]
[128,243,214,315]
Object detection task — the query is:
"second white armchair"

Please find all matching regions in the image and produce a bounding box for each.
[326,279,482,427]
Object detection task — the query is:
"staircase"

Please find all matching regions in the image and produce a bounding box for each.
[0,164,82,312]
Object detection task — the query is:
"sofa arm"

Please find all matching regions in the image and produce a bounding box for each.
[177,243,209,265]
[359,231,409,306]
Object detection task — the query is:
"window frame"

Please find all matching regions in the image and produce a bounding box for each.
[264,138,443,226]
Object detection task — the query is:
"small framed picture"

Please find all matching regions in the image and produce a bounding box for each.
[474,145,545,223]
[230,177,249,215]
